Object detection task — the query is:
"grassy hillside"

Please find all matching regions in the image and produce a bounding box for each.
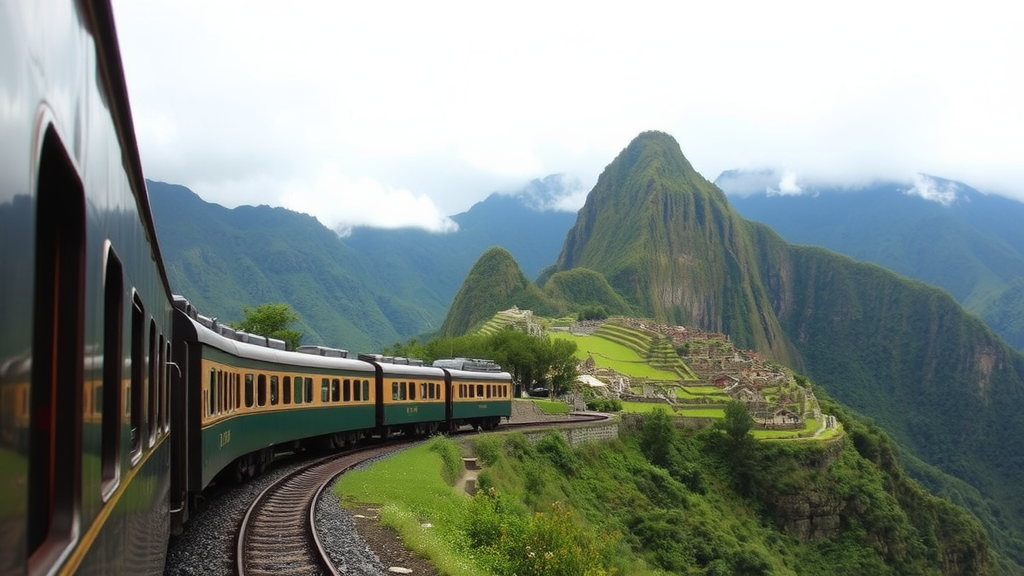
[336,414,1000,576]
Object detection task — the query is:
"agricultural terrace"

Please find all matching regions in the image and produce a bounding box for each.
[553,321,697,381]
[548,319,837,441]
[552,331,678,380]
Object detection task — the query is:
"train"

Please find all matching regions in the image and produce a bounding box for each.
[169,298,512,529]
[0,2,512,575]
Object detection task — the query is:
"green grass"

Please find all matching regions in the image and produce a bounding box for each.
[551,332,680,380]
[621,402,727,417]
[518,398,570,415]
[677,385,725,395]
[674,407,726,418]
[334,438,484,576]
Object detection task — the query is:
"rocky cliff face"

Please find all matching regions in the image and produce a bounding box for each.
[773,492,844,541]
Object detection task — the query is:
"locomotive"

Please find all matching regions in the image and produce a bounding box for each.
[0,2,511,574]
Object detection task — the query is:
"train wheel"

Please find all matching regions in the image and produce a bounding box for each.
[329,433,345,451]
[234,454,254,483]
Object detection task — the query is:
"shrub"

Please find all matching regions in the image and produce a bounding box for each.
[468,490,614,576]
[536,431,578,476]
[473,435,504,467]
[428,436,464,486]
[586,397,623,412]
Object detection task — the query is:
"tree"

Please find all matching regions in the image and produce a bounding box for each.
[231,303,302,350]
[545,337,579,394]
[640,407,675,467]
[488,327,540,390]
[721,400,754,443]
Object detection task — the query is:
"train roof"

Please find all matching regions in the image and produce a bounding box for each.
[183,313,375,374]
[442,368,513,382]
[375,361,445,379]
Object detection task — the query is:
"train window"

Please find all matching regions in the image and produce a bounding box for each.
[352,380,359,402]
[406,382,413,401]
[158,336,167,430]
[420,383,426,400]
[392,382,399,400]
[163,339,172,429]
[283,376,292,404]
[206,371,213,417]
[220,373,227,414]
[257,374,267,407]
[477,384,484,398]
[130,296,145,457]
[304,378,313,403]
[270,376,279,406]
[321,378,330,403]
[27,129,85,567]
[101,246,123,495]
[294,376,303,404]
[468,384,474,398]
[343,379,351,402]
[214,375,220,415]
[362,380,369,401]
[148,320,158,443]
[245,374,254,408]
[328,378,337,402]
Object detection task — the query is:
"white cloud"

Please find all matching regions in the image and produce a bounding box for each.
[112,0,1024,220]
[905,174,959,206]
[279,166,458,236]
[767,170,804,196]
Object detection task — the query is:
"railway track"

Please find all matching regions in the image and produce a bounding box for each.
[235,441,416,576]
[166,414,609,575]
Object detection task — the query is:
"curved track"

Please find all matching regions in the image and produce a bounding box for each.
[236,441,415,576]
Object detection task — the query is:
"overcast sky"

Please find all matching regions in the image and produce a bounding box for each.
[112,0,1024,234]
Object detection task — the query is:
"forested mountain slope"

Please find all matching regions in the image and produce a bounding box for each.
[720,173,1024,350]
[470,130,1024,569]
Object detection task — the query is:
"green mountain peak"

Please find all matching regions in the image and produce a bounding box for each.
[555,130,796,362]
[439,247,557,336]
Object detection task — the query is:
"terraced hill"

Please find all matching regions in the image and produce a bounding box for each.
[593,321,697,381]
[475,307,544,337]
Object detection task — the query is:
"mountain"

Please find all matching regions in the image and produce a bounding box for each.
[439,251,635,336]
[148,181,400,352]
[449,131,1024,570]
[438,247,560,336]
[718,171,1024,349]
[552,131,797,364]
[344,174,578,333]
[148,177,577,350]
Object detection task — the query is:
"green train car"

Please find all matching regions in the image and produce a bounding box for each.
[170,299,512,530]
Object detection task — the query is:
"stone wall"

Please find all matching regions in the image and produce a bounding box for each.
[522,421,620,448]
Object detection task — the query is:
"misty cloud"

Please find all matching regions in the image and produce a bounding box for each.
[905,174,960,206]
[280,166,459,235]
[113,0,1024,224]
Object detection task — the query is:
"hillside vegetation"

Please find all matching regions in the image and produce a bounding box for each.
[442,131,1024,571]
[722,172,1024,350]
[336,403,999,576]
